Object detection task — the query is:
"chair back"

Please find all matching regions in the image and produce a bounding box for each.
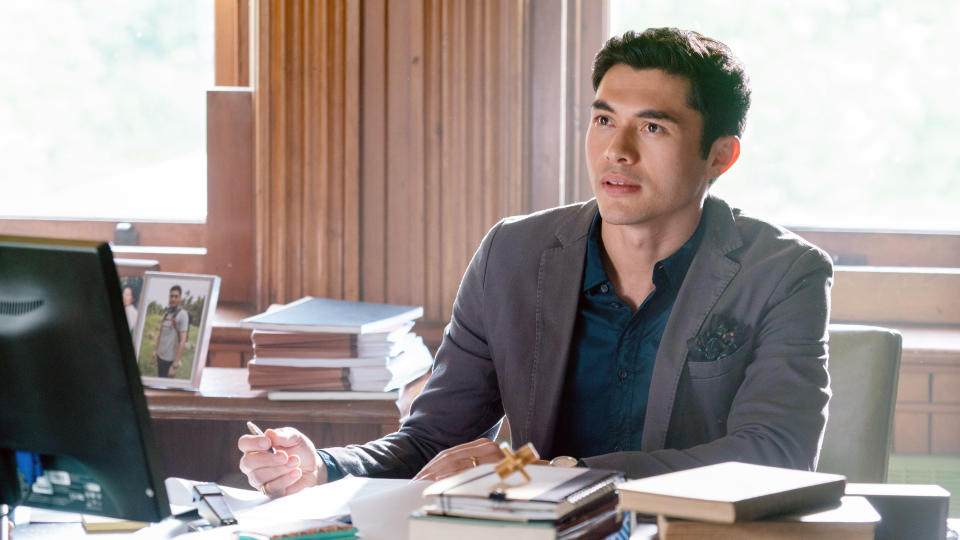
[817,324,902,482]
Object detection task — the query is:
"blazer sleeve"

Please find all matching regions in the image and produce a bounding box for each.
[583,246,833,478]
[320,221,507,478]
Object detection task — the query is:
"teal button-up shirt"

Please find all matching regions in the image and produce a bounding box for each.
[552,210,704,458]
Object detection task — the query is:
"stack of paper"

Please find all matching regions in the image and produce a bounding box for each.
[239,297,431,398]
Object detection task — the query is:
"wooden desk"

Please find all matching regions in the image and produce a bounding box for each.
[145,368,401,484]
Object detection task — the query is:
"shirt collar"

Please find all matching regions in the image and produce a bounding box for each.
[582,210,706,293]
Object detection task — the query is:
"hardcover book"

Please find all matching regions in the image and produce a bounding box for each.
[617,461,846,524]
[239,297,423,334]
[422,464,622,521]
[845,482,950,540]
[656,495,879,539]
[410,499,623,540]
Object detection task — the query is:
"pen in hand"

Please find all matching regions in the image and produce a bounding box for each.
[246,421,276,454]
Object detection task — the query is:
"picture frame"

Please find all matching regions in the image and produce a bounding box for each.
[115,257,160,336]
[133,271,220,390]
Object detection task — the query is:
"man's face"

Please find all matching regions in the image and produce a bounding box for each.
[585,65,714,229]
[168,290,181,308]
[122,287,133,307]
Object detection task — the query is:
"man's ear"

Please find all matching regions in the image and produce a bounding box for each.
[706,135,741,178]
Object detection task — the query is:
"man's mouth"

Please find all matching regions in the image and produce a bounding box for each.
[601,172,641,193]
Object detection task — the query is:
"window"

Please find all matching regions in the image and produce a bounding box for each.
[608,1,959,232]
[1,1,214,221]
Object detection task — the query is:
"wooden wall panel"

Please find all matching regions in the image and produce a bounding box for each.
[254,1,528,323]
[254,0,360,309]
[357,0,528,323]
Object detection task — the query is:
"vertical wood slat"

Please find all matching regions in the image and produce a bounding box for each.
[360,0,387,306]
[423,0,443,321]
[343,0,361,301]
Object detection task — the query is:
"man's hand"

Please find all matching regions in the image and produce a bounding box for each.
[238,427,327,497]
[412,438,505,481]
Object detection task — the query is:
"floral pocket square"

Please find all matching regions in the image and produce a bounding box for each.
[687,314,750,362]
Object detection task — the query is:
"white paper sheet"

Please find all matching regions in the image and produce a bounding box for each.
[158,475,428,539]
[348,480,431,540]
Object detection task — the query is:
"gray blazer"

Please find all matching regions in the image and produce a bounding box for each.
[324,196,833,479]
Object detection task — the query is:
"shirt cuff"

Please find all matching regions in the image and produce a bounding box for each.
[316,450,345,482]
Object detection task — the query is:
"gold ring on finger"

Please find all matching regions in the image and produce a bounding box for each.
[468,456,479,468]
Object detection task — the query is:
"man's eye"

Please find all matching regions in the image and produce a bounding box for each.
[645,123,662,134]
[595,115,611,126]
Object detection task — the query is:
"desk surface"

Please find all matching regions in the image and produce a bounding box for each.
[13,518,960,539]
[145,368,400,425]
[144,368,402,483]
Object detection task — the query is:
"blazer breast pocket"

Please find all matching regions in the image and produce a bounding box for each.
[685,343,751,380]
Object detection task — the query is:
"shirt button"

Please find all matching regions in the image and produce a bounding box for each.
[618,369,627,380]
[614,444,622,451]
[611,302,621,308]
[600,283,609,293]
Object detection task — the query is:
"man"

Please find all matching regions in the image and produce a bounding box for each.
[152,285,189,378]
[239,28,832,497]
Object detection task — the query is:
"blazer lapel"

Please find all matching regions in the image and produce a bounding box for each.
[642,196,743,451]
[525,201,596,456]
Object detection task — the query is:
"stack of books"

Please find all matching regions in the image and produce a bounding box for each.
[238,297,431,400]
[617,461,881,539]
[409,464,626,539]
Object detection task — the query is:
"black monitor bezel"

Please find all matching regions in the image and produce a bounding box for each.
[0,235,170,522]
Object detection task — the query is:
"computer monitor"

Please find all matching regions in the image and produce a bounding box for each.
[0,235,170,523]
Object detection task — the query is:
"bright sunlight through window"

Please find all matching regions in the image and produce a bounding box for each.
[609,0,960,231]
[1,1,214,221]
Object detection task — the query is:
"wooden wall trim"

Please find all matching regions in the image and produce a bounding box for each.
[526,0,564,212]
[563,0,607,204]
[207,89,255,304]
[0,220,204,247]
[795,229,960,268]
[215,0,251,86]
[831,267,960,325]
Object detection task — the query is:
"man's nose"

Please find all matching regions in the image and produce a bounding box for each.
[604,128,638,164]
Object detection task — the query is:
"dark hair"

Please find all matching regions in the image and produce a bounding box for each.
[170,285,182,295]
[592,28,751,158]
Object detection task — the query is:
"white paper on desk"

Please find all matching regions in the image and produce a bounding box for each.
[15,506,82,524]
[348,479,430,540]
[238,476,411,522]
[157,476,425,539]
[164,477,268,512]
